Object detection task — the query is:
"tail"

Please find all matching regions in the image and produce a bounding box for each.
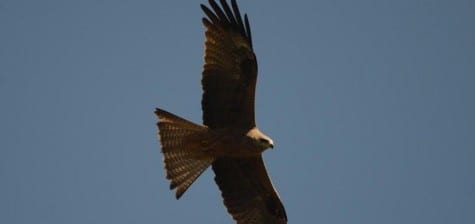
[155,108,215,199]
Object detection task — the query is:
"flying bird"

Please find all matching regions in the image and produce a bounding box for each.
[155,0,287,223]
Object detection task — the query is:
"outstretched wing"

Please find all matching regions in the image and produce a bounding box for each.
[201,1,287,223]
[201,0,257,129]
[212,157,288,224]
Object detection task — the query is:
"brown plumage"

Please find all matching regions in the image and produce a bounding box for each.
[155,109,213,199]
[155,0,287,223]
[201,0,257,130]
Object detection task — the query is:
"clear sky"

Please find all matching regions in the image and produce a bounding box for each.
[1,0,474,223]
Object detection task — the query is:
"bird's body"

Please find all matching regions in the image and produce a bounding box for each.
[155,0,287,223]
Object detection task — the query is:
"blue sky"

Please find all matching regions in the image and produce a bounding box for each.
[1,0,474,223]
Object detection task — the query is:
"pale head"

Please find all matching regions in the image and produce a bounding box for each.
[246,127,274,149]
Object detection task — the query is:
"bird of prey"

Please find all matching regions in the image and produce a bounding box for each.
[154,0,287,223]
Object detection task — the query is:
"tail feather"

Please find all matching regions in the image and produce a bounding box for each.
[168,158,213,198]
[155,108,214,199]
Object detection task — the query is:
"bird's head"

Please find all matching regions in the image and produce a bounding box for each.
[247,127,274,150]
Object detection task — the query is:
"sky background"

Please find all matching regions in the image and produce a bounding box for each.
[1,0,474,223]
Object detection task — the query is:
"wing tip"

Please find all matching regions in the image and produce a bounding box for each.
[202,17,212,27]
[201,0,253,47]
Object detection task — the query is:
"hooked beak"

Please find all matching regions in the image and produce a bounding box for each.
[269,144,274,149]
